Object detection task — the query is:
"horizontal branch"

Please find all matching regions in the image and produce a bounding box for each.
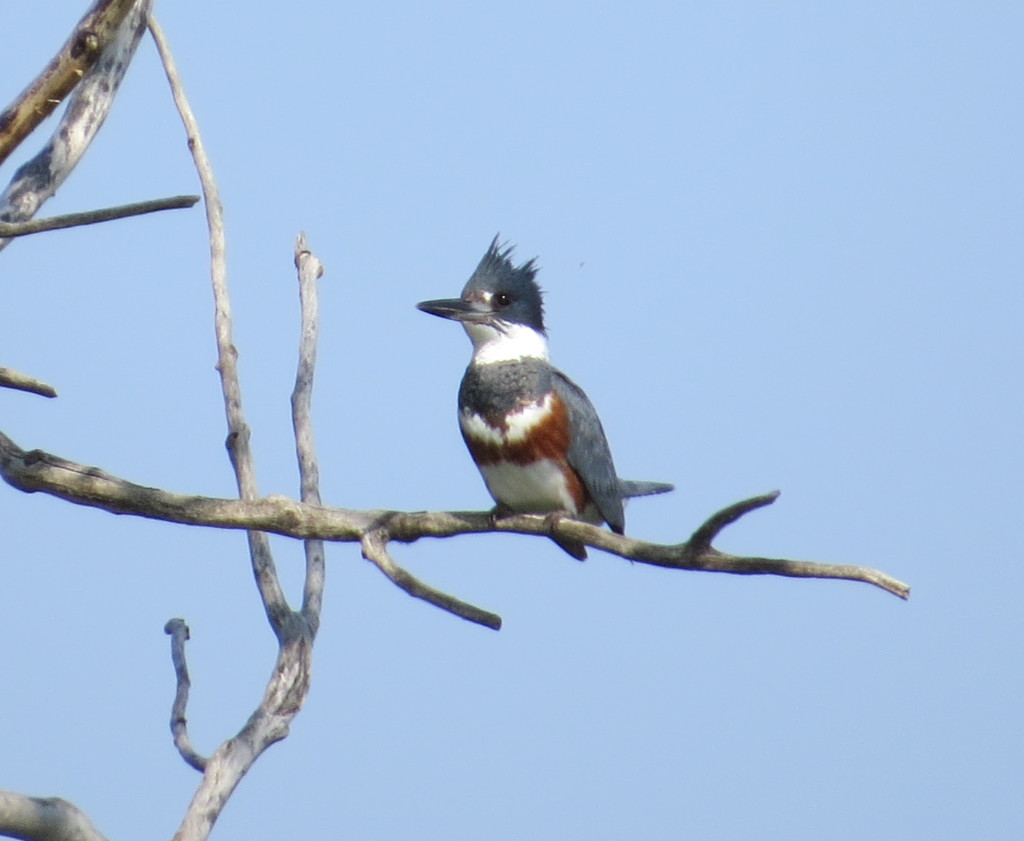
[0,430,911,628]
[0,195,199,238]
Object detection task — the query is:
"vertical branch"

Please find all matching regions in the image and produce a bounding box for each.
[292,235,326,634]
[151,18,321,841]
[0,0,153,253]
[148,15,290,636]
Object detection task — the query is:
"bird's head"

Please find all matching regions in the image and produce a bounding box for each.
[417,236,546,348]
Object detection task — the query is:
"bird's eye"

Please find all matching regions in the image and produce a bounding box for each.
[495,292,512,307]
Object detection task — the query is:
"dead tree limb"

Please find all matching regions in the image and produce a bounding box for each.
[162,235,328,841]
[0,0,139,169]
[149,12,291,639]
[150,18,328,841]
[0,0,153,253]
[0,430,912,629]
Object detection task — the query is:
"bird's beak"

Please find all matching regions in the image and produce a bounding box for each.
[416,297,483,322]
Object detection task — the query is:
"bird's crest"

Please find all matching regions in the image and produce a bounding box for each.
[465,235,545,333]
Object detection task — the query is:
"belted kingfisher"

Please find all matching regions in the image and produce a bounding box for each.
[417,237,673,559]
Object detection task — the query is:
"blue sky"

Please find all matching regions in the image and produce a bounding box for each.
[2,2,1021,839]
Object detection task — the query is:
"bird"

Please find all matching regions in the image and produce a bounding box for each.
[416,236,673,559]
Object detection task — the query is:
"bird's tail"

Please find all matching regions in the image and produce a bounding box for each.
[619,479,674,498]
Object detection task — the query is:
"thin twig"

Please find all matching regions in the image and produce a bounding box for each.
[0,0,139,168]
[0,0,153,253]
[148,14,290,638]
[292,234,327,634]
[361,531,503,630]
[0,367,57,398]
[164,618,208,773]
[0,195,199,238]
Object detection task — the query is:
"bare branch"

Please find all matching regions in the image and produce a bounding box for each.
[292,234,327,634]
[0,195,199,239]
[150,19,324,841]
[170,627,313,841]
[0,368,56,398]
[164,618,208,773]
[0,0,153,253]
[148,14,291,638]
[361,530,503,630]
[0,0,139,168]
[0,430,912,611]
[0,790,110,841]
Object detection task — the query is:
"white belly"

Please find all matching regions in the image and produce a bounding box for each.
[479,459,579,515]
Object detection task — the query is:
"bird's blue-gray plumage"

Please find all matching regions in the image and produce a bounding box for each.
[550,370,625,533]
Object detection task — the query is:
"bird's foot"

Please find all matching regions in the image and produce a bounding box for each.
[488,503,517,528]
[541,510,567,532]
[543,511,588,561]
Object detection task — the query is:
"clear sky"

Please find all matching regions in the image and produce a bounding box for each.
[2,2,1021,839]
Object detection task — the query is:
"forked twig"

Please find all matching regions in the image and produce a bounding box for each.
[687,490,779,554]
[150,17,327,841]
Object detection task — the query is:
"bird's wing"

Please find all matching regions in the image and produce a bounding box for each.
[551,370,625,533]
